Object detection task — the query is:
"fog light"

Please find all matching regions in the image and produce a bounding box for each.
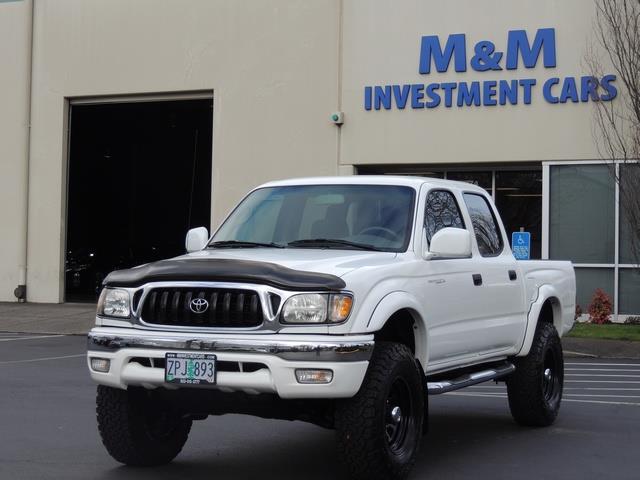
[295,369,333,384]
[90,357,111,373]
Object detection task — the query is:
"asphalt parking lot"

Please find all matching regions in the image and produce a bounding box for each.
[1,333,638,480]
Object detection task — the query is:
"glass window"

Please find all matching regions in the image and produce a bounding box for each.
[495,170,542,259]
[447,171,492,192]
[619,268,640,315]
[620,164,640,265]
[212,185,416,252]
[549,165,615,263]
[424,190,465,243]
[463,193,503,256]
[574,268,615,314]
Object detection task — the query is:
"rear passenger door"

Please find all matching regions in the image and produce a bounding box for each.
[460,193,527,355]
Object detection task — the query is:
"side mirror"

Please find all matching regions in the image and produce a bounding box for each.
[424,228,472,260]
[185,227,209,253]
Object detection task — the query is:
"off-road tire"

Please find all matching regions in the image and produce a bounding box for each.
[96,385,192,466]
[336,342,424,480]
[507,322,564,426]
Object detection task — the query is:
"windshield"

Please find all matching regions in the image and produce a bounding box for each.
[210,184,416,252]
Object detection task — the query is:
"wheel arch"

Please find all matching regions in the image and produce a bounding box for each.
[367,291,428,369]
[517,285,564,357]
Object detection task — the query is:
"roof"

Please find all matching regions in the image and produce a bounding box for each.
[259,175,489,194]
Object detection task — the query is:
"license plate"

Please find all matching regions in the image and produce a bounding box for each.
[165,353,217,385]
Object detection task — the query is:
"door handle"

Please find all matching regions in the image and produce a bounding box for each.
[508,270,517,281]
[472,274,483,286]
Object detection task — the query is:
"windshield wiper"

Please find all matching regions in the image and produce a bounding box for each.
[287,238,383,251]
[208,240,285,249]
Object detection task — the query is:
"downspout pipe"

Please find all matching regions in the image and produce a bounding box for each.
[15,0,34,302]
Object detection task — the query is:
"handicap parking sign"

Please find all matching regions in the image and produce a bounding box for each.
[511,232,530,260]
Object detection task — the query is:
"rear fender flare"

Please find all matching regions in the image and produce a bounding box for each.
[517,284,563,357]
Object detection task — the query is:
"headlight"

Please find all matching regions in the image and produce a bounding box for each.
[281,293,353,324]
[97,288,131,318]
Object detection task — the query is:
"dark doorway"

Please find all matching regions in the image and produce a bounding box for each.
[65,98,213,302]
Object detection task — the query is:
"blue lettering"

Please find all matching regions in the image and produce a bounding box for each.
[440,82,457,107]
[506,28,556,70]
[374,86,392,110]
[392,85,411,109]
[457,82,481,107]
[470,41,503,71]
[483,81,497,106]
[519,79,536,104]
[425,83,441,108]
[580,76,600,102]
[600,74,617,101]
[419,34,467,74]
[498,80,518,105]
[543,78,560,103]
[411,84,425,108]
[559,77,579,103]
[364,86,372,110]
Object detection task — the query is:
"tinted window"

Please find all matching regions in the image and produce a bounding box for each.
[424,190,465,243]
[463,193,503,256]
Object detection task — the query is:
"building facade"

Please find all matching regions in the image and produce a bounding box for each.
[0,0,637,318]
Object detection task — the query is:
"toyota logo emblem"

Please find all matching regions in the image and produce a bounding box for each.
[190,298,209,314]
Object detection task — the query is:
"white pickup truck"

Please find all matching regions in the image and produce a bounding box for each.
[87,176,575,480]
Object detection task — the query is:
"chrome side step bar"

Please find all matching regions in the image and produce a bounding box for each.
[427,361,515,395]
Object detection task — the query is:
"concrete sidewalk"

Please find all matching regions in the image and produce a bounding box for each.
[0,302,95,335]
[1,301,639,359]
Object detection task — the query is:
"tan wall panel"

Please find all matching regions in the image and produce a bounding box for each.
[0,0,31,302]
[27,0,340,302]
[341,0,612,165]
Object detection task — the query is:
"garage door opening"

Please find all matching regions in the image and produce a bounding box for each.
[65,97,213,302]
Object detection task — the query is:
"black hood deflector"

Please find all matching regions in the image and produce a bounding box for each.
[103,258,346,291]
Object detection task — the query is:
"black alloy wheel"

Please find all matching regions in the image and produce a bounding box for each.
[336,342,424,480]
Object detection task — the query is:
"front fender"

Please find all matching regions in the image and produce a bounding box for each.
[365,291,428,368]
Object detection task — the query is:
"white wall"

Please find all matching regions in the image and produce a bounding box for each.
[1,0,622,303]
[340,0,610,165]
[0,0,31,302]
[26,0,341,302]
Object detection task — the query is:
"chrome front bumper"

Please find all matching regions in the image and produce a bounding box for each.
[88,330,374,362]
[87,328,374,398]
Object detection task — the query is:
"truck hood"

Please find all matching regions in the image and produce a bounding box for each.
[182,248,398,278]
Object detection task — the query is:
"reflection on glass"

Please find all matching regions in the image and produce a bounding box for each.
[620,164,640,265]
[550,165,615,263]
[447,171,492,192]
[424,190,465,243]
[574,268,615,313]
[495,170,542,259]
[619,268,640,314]
[463,193,503,256]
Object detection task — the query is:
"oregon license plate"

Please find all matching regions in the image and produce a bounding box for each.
[165,353,217,385]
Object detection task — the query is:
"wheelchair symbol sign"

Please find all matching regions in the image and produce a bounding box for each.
[511,232,531,260]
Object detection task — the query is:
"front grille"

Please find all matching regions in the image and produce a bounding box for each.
[140,287,263,328]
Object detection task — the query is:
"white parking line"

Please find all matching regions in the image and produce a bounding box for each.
[566,369,640,372]
[445,392,640,406]
[468,385,640,391]
[565,362,640,367]
[567,374,640,378]
[0,335,62,342]
[567,380,640,384]
[0,354,85,365]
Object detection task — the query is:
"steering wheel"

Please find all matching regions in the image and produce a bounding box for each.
[358,226,400,241]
